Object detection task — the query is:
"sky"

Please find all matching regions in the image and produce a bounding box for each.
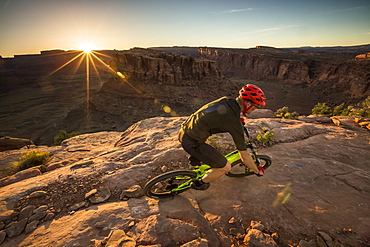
[0,0,369,58]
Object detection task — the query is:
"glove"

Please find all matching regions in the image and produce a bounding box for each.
[256,166,265,177]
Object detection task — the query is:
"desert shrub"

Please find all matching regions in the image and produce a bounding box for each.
[13,150,51,172]
[275,106,299,119]
[311,103,332,115]
[332,103,353,116]
[351,97,370,118]
[312,97,370,118]
[53,130,80,146]
[256,127,275,146]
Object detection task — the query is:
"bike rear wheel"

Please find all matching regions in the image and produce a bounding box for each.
[144,170,197,198]
[226,155,271,177]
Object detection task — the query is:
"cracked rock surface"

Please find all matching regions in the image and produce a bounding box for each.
[0,116,369,246]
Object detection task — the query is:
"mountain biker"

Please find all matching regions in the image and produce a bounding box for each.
[178,84,266,190]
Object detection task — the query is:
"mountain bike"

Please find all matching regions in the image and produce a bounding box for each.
[143,126,272,198]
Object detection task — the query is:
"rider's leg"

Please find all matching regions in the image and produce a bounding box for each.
[180,133,228,187]
[188,155,201,167]
[201,160,231,183]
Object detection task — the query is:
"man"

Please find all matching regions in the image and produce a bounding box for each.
[178,84,266,190]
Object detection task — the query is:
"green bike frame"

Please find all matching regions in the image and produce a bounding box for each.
[171,151,240,192]
[171,164,210,192]
[225,150,240,164]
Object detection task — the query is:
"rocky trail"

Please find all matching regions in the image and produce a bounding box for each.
[0,114,369,246]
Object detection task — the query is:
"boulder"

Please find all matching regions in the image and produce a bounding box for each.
[105,229,136,247]
[0,231,6,245]
[243,229,277,247]
[120,185,143,199]
[18,205,36,221]
[330,116,361,130]
[0,137,33,152]
[88,187,111,204]
[29,191,47,199]
[0,167,41,187]
[69,202,87,211]
[25,221,39,234]
[5,218,27,237]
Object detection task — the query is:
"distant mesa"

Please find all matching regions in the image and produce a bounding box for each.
[255,45,282,50]
[2,49,93,59]
[40,49,67,55]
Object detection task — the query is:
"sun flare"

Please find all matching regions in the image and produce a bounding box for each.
[78,42,95,53]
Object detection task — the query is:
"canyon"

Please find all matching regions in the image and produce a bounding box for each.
[1,45,369,145]
[0,45,369,246]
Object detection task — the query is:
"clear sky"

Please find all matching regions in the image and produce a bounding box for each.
[1,0,369,57]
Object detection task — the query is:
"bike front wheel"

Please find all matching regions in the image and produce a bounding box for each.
[144,170,197,198]
[226,155,272,177]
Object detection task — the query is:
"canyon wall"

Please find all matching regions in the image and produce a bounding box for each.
[198,47,370,100]
[110,48,223,84]
[1,46,369,145]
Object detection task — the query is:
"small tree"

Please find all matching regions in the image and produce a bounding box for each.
[53,130,80,146]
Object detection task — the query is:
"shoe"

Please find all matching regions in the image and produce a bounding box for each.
[191,179,210,190]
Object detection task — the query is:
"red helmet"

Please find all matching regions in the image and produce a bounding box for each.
[239,84,266,106]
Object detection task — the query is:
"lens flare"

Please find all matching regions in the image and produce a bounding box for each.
[42,45,180,129]
[163,106,171,113]
[117,72,125,78]
[273,183,292,207]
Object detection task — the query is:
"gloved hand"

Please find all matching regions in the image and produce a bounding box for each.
[240,117,246,125]
[256,166,265,177]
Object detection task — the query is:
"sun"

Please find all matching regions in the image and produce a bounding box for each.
[78,42,96,53]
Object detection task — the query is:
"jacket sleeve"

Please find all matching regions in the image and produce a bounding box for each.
[230,122,247,151]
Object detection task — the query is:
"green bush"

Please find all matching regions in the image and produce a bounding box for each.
[275,106,299,119]
[256,127,275,146]
[332,103,353,116]
[351,97,370,118]
[311,103,332,115]
[53,130,80,146]
[312,97,370,118]
[13,150,51,172]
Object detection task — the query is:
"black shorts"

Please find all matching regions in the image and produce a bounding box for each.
[179,130,227,168]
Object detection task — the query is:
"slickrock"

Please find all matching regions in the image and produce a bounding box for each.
[0,117,369,246]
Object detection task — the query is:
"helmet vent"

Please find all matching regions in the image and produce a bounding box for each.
[238,84,266,106]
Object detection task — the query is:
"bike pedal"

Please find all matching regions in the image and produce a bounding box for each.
[191,181,210,190]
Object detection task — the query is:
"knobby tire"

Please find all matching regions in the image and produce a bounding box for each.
[144,170,197,198]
